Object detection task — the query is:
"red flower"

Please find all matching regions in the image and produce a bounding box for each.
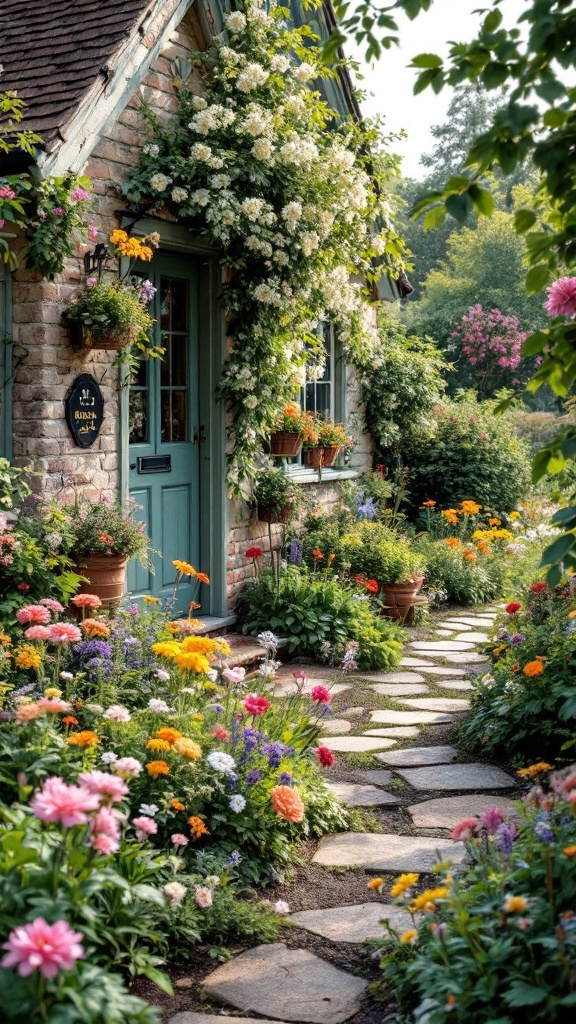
[365,579,379,594]
[530,582,547,594]
[310,685,331,704]
[243,694,271,715]
[316,746,335,767]
[505,602,522,615]
[245,547,263,559]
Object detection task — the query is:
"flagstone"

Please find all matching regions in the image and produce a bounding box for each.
[409,640,477,652]
[417,666,466,676]
[170,1017,288,1024]
[441,621,471,630]
[357,671,426,684]
[364,727,421,738]
[288,903,412,943]
[312,832,467,871]
[436,679,474,691]
[369,683,430,696]
[444,653,489,665]
[321,736,398,752]
[375,745,458,767]
[370,709,453,725]
[396,763,516,792]
[454,632,490,643]
[355,769,393,785]
[343,706,365,717]
[395,698,470,713]
[321,719,352,735]
[408,793,517,830]
[444,617,498,629]
[327,782,399,806]
[274,680,351,697]
[201,943,368,1024]
[400,657,434,667]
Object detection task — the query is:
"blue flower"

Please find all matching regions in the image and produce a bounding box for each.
[246,769,262,785]
[534,820,555,845]
[263,740,285,767]
[288,539,303,565]
[356,494,377,521]
[279,772,294,786]
[496,822,517,855]
[226,851,242,866]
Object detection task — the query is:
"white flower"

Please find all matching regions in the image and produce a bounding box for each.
[252,137,273,161]
[207,751,236,774]
[60,671,74,681]
[273,250,289,266]
[206,669,219,682]
[205,875,220,887]
[101,751,118,765]
[225,10,247,32]
[171,187,188,203]
[229,794,246,813]
[281,200,302,231]
[331,146,356,171]
[164,881,187,907]
[156,668,171,682]
[45,531,62,549]
[301,231,319,256]
[274,900,290,914]
[190,143,212,162]
[150,173,172,192]
[245,394,258,408]
[278,136,319,167]
[371,234,386,255]
[139,803,159,817]
[191,189,211,207]
[213,173,231,188]
[293,61,316,82]
[143,142,159,157]
[241,107,272,137]
[285,95,305,114]
[208,156,225,169]
[270,54,290,73]
[195,885,213,908]
[218,46,241,65]
[237,63,269,93]
[241,197,265,220]
[103,704,131,723]
[190,95,208,110]
[112,757,143,779]
[253,282,282,305]
[148,698,171,713]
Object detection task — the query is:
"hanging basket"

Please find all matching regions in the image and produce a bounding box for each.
[257,504,293,524]
[70,323,137,352]
[320,445,341,468]
[73,553,129,608]
[270,431,302,457]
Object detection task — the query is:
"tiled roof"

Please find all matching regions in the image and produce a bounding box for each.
[0,0,149,149]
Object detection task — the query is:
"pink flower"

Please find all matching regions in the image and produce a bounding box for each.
[90,833,120,855]
[545,277,576,317]
[451,817,481,842]
[243,694,271,715]
[17,582,30,592]
[171,833,189,847]
[24,626,51,641]
[112,757,142,779]
[78,770,128,803]
[90,805,123,839]
[213,724,231,741]
[71,594,102,609]
[16,605,51,625]
[36,698,72,714]
[48,623,82,644]
[0,186,16,200]
[223,667,246,683]
[39,599,64,613]
[102,704,131,723]
[132,816,158,835]
[316,746,335,767]
[86,277,97,287]
[310,685,331,704]
[1,918,84,978]
[15,703,44,723]
[482,807,505,834]
[195,885,213,908]
[71,187,91,201]
[88,220,98,241]
[31,776,100,828]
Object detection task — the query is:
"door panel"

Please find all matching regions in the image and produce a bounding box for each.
[127,257,200,612]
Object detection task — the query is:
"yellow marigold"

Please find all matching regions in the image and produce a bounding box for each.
[462,550,477,562]
[523,660,544,677]
[444,537,461,549]
[214,638,231,656]
[167,622,182,633]
[400,929,418,945]
[151,641,181,660]
[509,511,521,521]
[188,815,210,839]
[503,895,528,913]
[143,595,160,604]
[391,873,419,898]
[493,644,507,656]
[367,878,383,891]
[517,762,552,779]
[156,727,182,745]
[44,687,62,699]
[488,517,501,526]
[441,509,459,525]
[0,634,12,646]
[411,886,449,912]
[174,651,210,674]
[146,738,171,752]
[173,559,197,577]
[15,646,42,670]
[174,736,202,760]
[109,229,129,246]
[472,529,491,542]
[460,500,482,515]
[171,799,186,812]
[146,760,170,778]
[67,730,99,748]
[81,618,111,638]
[491,528,514,542]
[180,636,218,655]
[138,244,153,262]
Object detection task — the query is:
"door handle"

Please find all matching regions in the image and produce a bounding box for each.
[129,463,136,469]
[192,426,206,445]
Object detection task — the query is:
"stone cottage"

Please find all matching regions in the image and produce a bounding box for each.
[0,0,400,623]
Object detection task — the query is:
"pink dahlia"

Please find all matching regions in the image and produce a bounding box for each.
[36,698,72,714]
[1,917,84,978]
[171,833,189,847]
[310,685,331,704]
[31,776,100,828]
[132,815,158,835]
[48,623,82,644]
[545,277,576,317]
[451,817,481,842]
[71,594,102,609]
[78,770,129,803]
[39,598,65,613]
[243,693,271,715]
[90,833,120,855]
[24,626,51,641]
[16,605,51,625]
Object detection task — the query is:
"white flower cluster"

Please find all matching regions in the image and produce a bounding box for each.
[237,63,269,93]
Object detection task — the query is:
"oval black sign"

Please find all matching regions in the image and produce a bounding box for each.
[65,374,104,448]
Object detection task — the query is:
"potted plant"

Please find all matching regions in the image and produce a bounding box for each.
[270,403,304,457]
[341,523,425,620]
[67,496,153,608]
[253,468,301,524]
[302,419,352,468]
[62,229,163,363]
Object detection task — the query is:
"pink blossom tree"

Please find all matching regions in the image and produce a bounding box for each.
[451,304,528,398]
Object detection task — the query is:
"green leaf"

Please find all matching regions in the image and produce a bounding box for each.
[445,193,471,223]
[543,108,568,128]
[482,62,508,89]
[423,204,446,231]
[514,208,537,233]
[483,8,503,31]
[540,533,576,566]
[521,331,548,356]
[410,53,443,69]
[143,966,174,996]
[551,506,576,526]
[468,184,494,216]
[504,983,549,1008]
[526,264,550,294]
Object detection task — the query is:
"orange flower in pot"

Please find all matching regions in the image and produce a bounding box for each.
[270,403,304,457]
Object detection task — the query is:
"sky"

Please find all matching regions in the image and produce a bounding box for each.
[351,0,529,179]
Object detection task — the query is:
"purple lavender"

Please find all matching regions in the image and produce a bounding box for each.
[289,539,303,565]
[246,769,262,785]
[534,821,555,845]
[496,821,517,855]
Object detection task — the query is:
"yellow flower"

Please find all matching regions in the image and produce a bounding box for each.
[44,687,62,699]
[517,762,552,779]
[167,622,182,632]
[493,644,507,656]
[174,652,210,674]
[411,886,449,912]
[146,738,171,752]
[503,895,528,913]
[441,509,459,525]
[143,595,160,604]
[0,634,12,646]
[368,878,383,891]
[444,537,461,549]
[174,737,202,760]
[460,500,482,515]
[156,727,182,745]
[509,511,521,521]
[472,529,491,542]
[151,641,181,660]
[214,638,231,656]
[138,244,153,262]
[491,528,514,542]
[391,872,419,898]
[400,929,418,945]
[173,559,197,577]
[109,229,129,246]
[67,730,99,748]
[180,636,218,655]
[190,712,204,722]
[15,646,42,670]
[489,517,501,526]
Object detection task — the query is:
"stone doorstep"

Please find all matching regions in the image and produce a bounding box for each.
[288,903,412,944]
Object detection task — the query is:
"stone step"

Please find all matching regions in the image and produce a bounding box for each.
[444,617,497,629]
[436,679,474,691]
[369,682,430,696]
[394,698,470,713]
[454,631,490,643]
[370,709,453,725]
[321,719,352,735]
[170,1017,287,1024]
[364,727,421,738]
[375,745,458,767]
[408,793,517,830]
[288,903,412,943]
[416,666,466,676]
[357,671,426,684]
[327,782,399,806]
[400,657,435,667]
[410,640,477,652]
[321,736,398,753]
[396,763,516,792]
[312,832,467,871]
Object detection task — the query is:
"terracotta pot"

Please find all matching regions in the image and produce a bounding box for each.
[270,431,302,457]
[74,553,129,608]
[320,445,341,468]
[302,447,324,468]
[257,504,292,524]
[71,323,136,351]
[380,577,426,622]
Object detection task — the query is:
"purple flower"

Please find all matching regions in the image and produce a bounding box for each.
[242,728,263,751]
[279,772,294,786]
[288,539,303,565]
[51,207,64,215]
[246,769,262,785]
[37,208,46,220]
[534,820,555,845]
[226,851,242,865]
[356,495,377,521]
[511,633,525,646]
[496,821,517,855]
[138,280,157,303]
[263,741,285,767]
[86,277,97,287]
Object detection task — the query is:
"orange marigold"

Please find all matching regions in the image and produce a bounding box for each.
[156,727,182,745]
[171,799,186,812]
[188,815,210,839]
[196,572,210,585]
[174,736,202,760]
[146,760,170,778]
[444,538,461,549]
[146,738,171,752]
[81,618,111,638]
[463,550,477,562]
[62,716,79,727]
[67,730,99,747]
[563,845,576,857]
[270,784,305,823]
[523,660,544,677]
[312,549,324,560]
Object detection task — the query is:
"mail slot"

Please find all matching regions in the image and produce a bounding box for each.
[137,455,171,474]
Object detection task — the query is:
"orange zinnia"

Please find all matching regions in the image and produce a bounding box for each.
[444,538,461,549]
[171,799,186,812]
[421,500,436,508]
[523,661,544,677]
[463,550,477,562]
[67,730,99,747]
[146,760,170,778]
[62,715,79,727]
[312,549,324,560]
[188,815,210,839]
[270,784,305,823]
[196,572,210,585]
[156,727,182,745]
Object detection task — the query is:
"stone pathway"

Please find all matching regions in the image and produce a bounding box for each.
[170,605,518,1024]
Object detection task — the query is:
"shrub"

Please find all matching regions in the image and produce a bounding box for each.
[67,497,152,565]
[340,522,425,584]
[416,536,504,606]
[402,393,531,512]
[378,764,576,1024]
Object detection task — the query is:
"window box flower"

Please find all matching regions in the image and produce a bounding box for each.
[270,403,304,457]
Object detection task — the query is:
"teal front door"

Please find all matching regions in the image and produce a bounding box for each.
[127,257,201,612]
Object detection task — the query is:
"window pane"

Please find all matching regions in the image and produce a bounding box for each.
[129,389,148,444]
[171,334,187,386]
[161,389,187,442]
[315,382,331,419]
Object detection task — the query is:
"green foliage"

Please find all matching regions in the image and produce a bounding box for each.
[415,536,504,606]
[252,468,302,520]
[402,393,531,512]
[340,521,425,584]
[24,174,95,280]
[237,565,403,668]
[0,91,40,269]
[379,772,576,1024]
[67,496,152,565]
[62,282,155,347]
